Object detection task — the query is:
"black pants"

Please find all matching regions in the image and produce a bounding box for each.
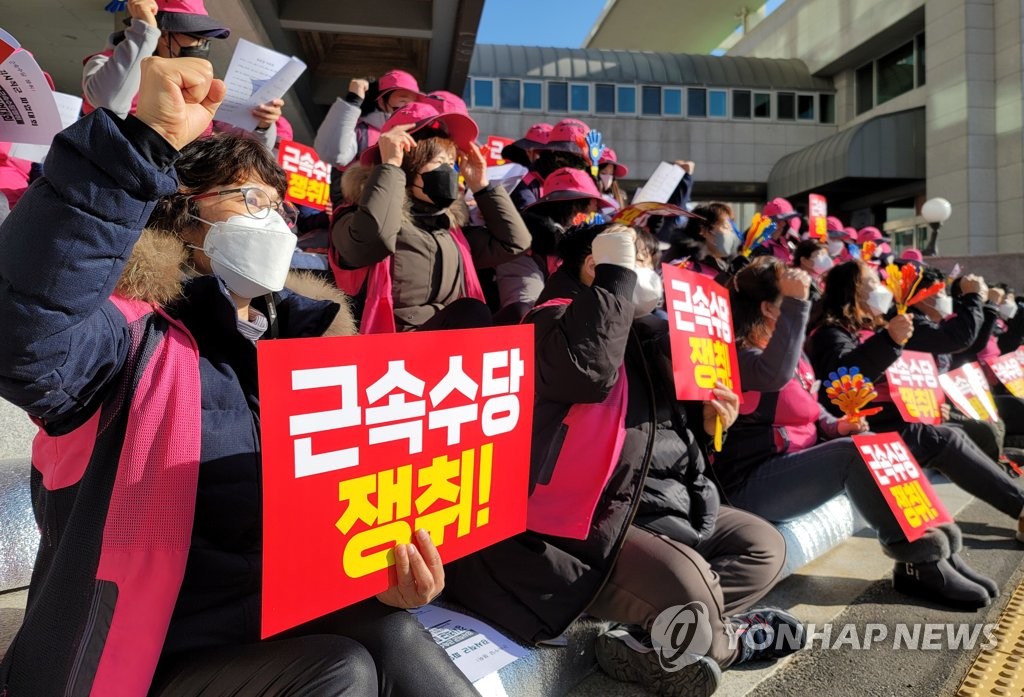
[149,600,477,697]
[417,298,492,331]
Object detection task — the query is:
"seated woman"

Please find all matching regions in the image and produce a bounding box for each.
[715,258,995,610]
[331,101,530,332]
[805,260,1024,545]
[0,58,476,697]
[665,202,743,284]
[447,223,802,697]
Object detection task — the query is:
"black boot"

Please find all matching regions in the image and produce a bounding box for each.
[938,524,999,599]
[892,559,990,610]
[729,608,805,665]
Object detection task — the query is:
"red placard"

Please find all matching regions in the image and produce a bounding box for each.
[939,362,1000,422]
[808,193,828,242]
[278,140,331,211]
[852,433,953,541]
[257,326,534,637]
[885,351,944,425]
[483,135,515,167]
[986,352,1024,398]
[662,264,741,400]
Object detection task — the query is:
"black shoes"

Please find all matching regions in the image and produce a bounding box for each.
[892,558,991,610]
[729,608,806,665]
[594,624,722,697]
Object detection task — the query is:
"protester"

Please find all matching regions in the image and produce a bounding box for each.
[597,147,628,209]
[668,202,743,283]
[0,57,477,697]
[791,238,830,305]
[82,0,283,150]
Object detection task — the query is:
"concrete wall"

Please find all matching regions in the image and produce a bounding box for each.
[928,252,1024,289]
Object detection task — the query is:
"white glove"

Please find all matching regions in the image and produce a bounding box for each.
[591,229,636,270]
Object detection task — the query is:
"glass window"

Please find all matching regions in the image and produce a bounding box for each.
[548,82,568,112]
[473,79,494,108]
[499,79,520,110]
[570,84,589,112]
[687,88,707,117]
[664,88,682,116]
[617,85,636,114]
[462,79,471,105]
[877,41,915,105]
[709,89,727,117]
[754,92,771,118]
[642,86,662,115]
[916,33,926,87]
[797,94,815,120]
[596,84,615,113]
[819,93,835,124]
[733,90,752,118]
[856,63,874,114]
[523,81,542,110]
[777,92,796,120]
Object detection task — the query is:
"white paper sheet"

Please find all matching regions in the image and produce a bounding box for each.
[9,92,82,162]
[409,604,527,686]
[216,38,306,132]
[0,31,64,145]
[632,161,686,205]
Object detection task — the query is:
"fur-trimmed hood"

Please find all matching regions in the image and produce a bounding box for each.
[116,229,356,337]
[340,163,469,228]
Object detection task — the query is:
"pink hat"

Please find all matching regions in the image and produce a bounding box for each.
[901,248,924,262]
[377,70,421,97]
[423,90,469,117]
[599,147,628,178]
[501,123,553,166]
[540,119,590,157]
[763,197,802,232]
[858,226,888,243]
[155,0,229,38]
[843,226,859,242]
[525,167,605,209]
[360,101,479,166]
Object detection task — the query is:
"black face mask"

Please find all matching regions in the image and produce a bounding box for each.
[169,35,211,61]
[418,164,459,210]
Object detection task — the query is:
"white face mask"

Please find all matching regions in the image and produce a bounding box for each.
[599,173,614,192]
[193,212,297,299]
[931,295,954,319]
[811,254,833,275]
[827,239,845,257]
[633,267,664,316]
[1000,301,1019,320]
[866,287,894,316]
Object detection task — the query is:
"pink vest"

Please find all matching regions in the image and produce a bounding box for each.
[739,357,819,453]
[0,142,32,208]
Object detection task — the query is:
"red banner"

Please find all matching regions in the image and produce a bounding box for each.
[257,326,534,637]
[278,140,331,211]
[662,264,741,400]
[986,352,1024,398]
[808,193,828,242]
[483,135,515,167]
[939,362,999,422]
[852,432,953,542]
[885,351,944,425]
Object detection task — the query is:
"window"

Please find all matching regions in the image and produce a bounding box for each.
[548,82,568,112]
[664,88,682,116]
[570,84,590,112]
[642,86,662,115]
[754,92,771,118]
[617,85,636,114]
[472,79,493,108]
[797,94,815,120]
[777,92,796,120]
[462,80,471,105]
[733,90,752,118]
[499,79,520,110]
[687,88,707,117]
[876,41,915,105]
[856,63,874,115]
[709,89,728,118]
[523,81,542,110]
[916,33,926,87]
[819,93,835,124]
[596,84,615,113]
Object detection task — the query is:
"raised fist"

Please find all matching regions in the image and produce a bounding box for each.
[136,57,226,151]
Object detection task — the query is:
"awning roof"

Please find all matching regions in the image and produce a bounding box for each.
[767,108,926,199]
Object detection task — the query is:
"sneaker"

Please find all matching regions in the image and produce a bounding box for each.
[729,608,806,665]
[594,624,721,697]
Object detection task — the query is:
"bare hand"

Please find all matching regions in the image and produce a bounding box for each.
[779,268,812,300]
[940,402,951,421]
[838,417,869,435]
[887,312,915,345]
[378,123,416,167]
[252,98,284,129]
[459,142,489,193]
[128,0,158,27]
[703,381,739,437]
[674,160,695,175]
[136,57,225,151]
[349,78,370,99]
[988,287,1006,305]
[376,528,445,609]
[960,274,986,297]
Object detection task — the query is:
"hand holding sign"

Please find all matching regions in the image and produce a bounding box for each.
[376,528,445,609]
[702,381,739,448]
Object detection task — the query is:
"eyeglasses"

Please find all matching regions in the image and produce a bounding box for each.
[189,187,299,227]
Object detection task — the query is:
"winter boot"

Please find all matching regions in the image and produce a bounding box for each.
[883,526,990,610]
[936,524,999,598]
[728,608,805,665]
[594,624,721,697]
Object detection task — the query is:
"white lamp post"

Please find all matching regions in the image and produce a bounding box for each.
[921,197,952,257]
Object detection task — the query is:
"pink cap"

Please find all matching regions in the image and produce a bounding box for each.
[360,101,479,166]
[422,90,469,117]
[377,70,421,97]
[155,0,229,38]
[901,248,924,262]
[541,119,590,156]
[501,123,553,166]
[525,167,605,209]
[858,226,887,243]
[843,226,859,242]
[763,197,802,232]
[599,147,628,178]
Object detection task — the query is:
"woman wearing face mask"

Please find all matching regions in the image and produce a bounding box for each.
[331,101,530,332]
[668,202,743,284]
[0,58,478,697]
[806,261,1024,549]
[793,240,831,297]
[597,148,628,210]
[711,257,994,610]
[82,0,284,150]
